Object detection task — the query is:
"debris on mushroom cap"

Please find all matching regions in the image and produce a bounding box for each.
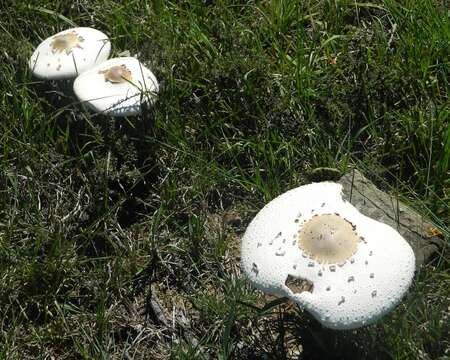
[73,57,159,117]
[28,27,111,80]
[240,182,415,330]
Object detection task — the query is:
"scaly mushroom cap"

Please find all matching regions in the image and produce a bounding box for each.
[29,27,111,80]
[73,57,159,117]
[241,182,415,330]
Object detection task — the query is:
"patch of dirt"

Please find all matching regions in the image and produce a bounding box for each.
[285,275,314,294]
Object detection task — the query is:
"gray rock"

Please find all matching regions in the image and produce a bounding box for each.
[338,169,444,269]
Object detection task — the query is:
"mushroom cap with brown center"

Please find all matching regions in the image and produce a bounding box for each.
[50,31,84,54]
[240,182,415,330]
[29,27,111,80]
[73,57,159,117]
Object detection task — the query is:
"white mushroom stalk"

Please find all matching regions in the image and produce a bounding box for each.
[241,182,415,330]
[73,57,159,117]
[29,27,111,80]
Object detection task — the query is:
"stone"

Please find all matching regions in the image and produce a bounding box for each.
[338,169,444,269]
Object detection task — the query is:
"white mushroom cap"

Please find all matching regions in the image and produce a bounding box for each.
[29,27,111,80]
[73,57,159,117]
[241,182,415,330]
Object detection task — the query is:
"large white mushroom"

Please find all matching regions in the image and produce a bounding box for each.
[241,182,415,330]
[73,57,159,117]
[29,27,111,80]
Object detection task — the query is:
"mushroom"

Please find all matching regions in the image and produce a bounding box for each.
[28,27,111,80]
[240,182,415,330]
[73,57,159,117]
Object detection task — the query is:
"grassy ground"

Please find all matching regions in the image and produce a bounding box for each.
[0,0,449,358]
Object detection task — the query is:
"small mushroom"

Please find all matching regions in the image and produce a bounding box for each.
[73,57,159,117]
[28,27,111,80]
[240,182,415,330]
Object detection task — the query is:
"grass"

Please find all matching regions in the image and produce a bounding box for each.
[0,0,449,358]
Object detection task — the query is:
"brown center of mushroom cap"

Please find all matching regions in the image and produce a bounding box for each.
[50,31,84,54]
[298,214,358,264]
[99,65,133,83]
